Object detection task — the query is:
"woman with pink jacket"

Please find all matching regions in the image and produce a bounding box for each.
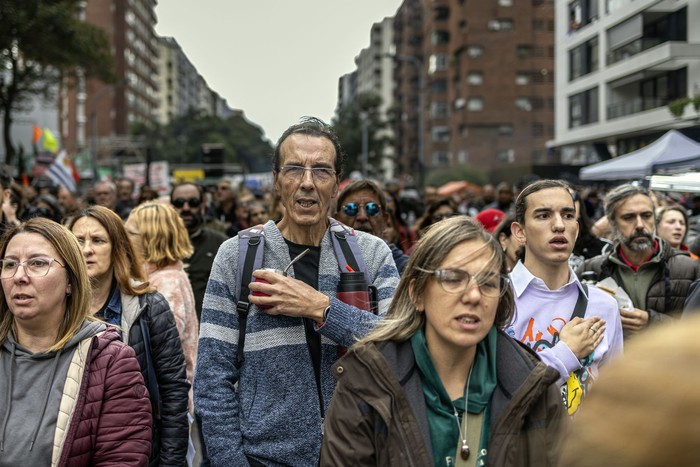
[126,202,199,407]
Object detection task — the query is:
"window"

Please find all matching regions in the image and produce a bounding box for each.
[488,19,513,31]
[433,151,451,166]
[497,149,515,163]
[468,45,484,59]
[569,37,598,81]
[429,53,449,73]
[569,87,599,128]
[432,79,448,93]
[516,97,532,111]
[457,149,469,163]
[569,0,598,31]
[533,20,545,31]
[434,6,450,21]
[499,124,514,135]
[532,123,544,137]
[454,98,466,109]
[432,126,450,142]
[516,45,532,58]
[431,101,448,119]
[468,72,483,85]
[468,97,484,111]
[516,72,530,85]
[499,0,513,6]
[432,30,450,45]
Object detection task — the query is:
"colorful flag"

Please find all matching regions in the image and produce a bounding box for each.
[33,125,42,144]
[43,127,58,153]
[18,146,29,186]
[47,150,77,191]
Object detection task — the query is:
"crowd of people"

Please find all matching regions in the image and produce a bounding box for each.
[0,117,699,466]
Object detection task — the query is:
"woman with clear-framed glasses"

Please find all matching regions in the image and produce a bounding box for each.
[0,217,151,466]
[321,216,565,467]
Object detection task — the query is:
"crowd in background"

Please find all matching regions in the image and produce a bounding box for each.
[2,160,700,466]
[4,171,699,262]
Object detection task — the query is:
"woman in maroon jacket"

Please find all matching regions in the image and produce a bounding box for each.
[0,218,151,466]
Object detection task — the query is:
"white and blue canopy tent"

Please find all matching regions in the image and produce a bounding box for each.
[579,130,700,181]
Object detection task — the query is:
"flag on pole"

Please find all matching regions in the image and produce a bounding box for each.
[47,150,78,191]
[43,127,58,153]
[33,125,42,144]
[18,146,29,186]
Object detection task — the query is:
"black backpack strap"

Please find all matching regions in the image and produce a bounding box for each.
[571,284,588,321]
[139,318,161,420]
[329,219,369,282]
[235,225,266,370]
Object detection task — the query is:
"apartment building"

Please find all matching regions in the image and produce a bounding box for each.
[158,36,200,123]
[551,0,700,166]
[391,0,424,185]
[356,17,396,180]
[391,0,556,183]
[60,0,160,172]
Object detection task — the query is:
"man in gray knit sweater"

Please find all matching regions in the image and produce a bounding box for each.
[194,118,399,466]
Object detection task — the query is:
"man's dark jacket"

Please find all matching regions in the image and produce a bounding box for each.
[577,239,700,322]
[184,227,228,320]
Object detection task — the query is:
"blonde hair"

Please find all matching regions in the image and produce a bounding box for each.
[559,315,700,466]
[128,202,193,267]
[0,218,94,352]
[67,205,154,296]
[355,215,514,346]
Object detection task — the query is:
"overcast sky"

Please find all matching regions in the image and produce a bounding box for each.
[155,1,402,143]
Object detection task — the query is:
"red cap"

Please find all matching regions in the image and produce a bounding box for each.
[475,209,506,233]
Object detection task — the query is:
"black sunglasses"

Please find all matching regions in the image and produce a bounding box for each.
[172,197,202,209]
[342,202,381,217]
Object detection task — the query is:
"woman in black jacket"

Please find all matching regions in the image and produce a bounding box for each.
[68,205,190,466]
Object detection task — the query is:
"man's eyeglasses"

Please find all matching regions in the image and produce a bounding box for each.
[0,257,65,279]
[172,197,202,209]
[432,268,509,298]
[342,202,381,217]
[431,212,457,223]
[279,165,336,183]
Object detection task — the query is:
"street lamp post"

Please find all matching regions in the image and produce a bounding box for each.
[386,53,425,188]
[90,84,115,181]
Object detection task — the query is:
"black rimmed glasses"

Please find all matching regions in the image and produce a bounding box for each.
[433,268,509,298]
[172,197,202,209]
[279,165,336,183]
[0,257,65,279]
[342,202,381,217]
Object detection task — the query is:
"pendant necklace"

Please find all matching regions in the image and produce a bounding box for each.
[453,365,473,461]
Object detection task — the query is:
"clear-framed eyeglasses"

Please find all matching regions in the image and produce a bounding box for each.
[279,165,336,183]
[432,268,510,298]
[0,257,65,279]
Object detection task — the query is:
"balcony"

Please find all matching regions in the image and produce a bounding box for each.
[607,37,663,65]
[607,97,666,120]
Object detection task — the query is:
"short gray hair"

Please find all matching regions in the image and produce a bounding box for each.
[604,184,651,224]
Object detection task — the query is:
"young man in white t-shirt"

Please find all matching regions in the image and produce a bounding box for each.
[506,179,623,415]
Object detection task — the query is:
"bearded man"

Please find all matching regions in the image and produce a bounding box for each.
[577,184,700,336]
[170,182,228,320]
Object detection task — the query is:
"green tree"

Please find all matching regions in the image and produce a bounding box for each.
[132,109,273,173]
[0,0,115,165]
[332,92,390,178]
